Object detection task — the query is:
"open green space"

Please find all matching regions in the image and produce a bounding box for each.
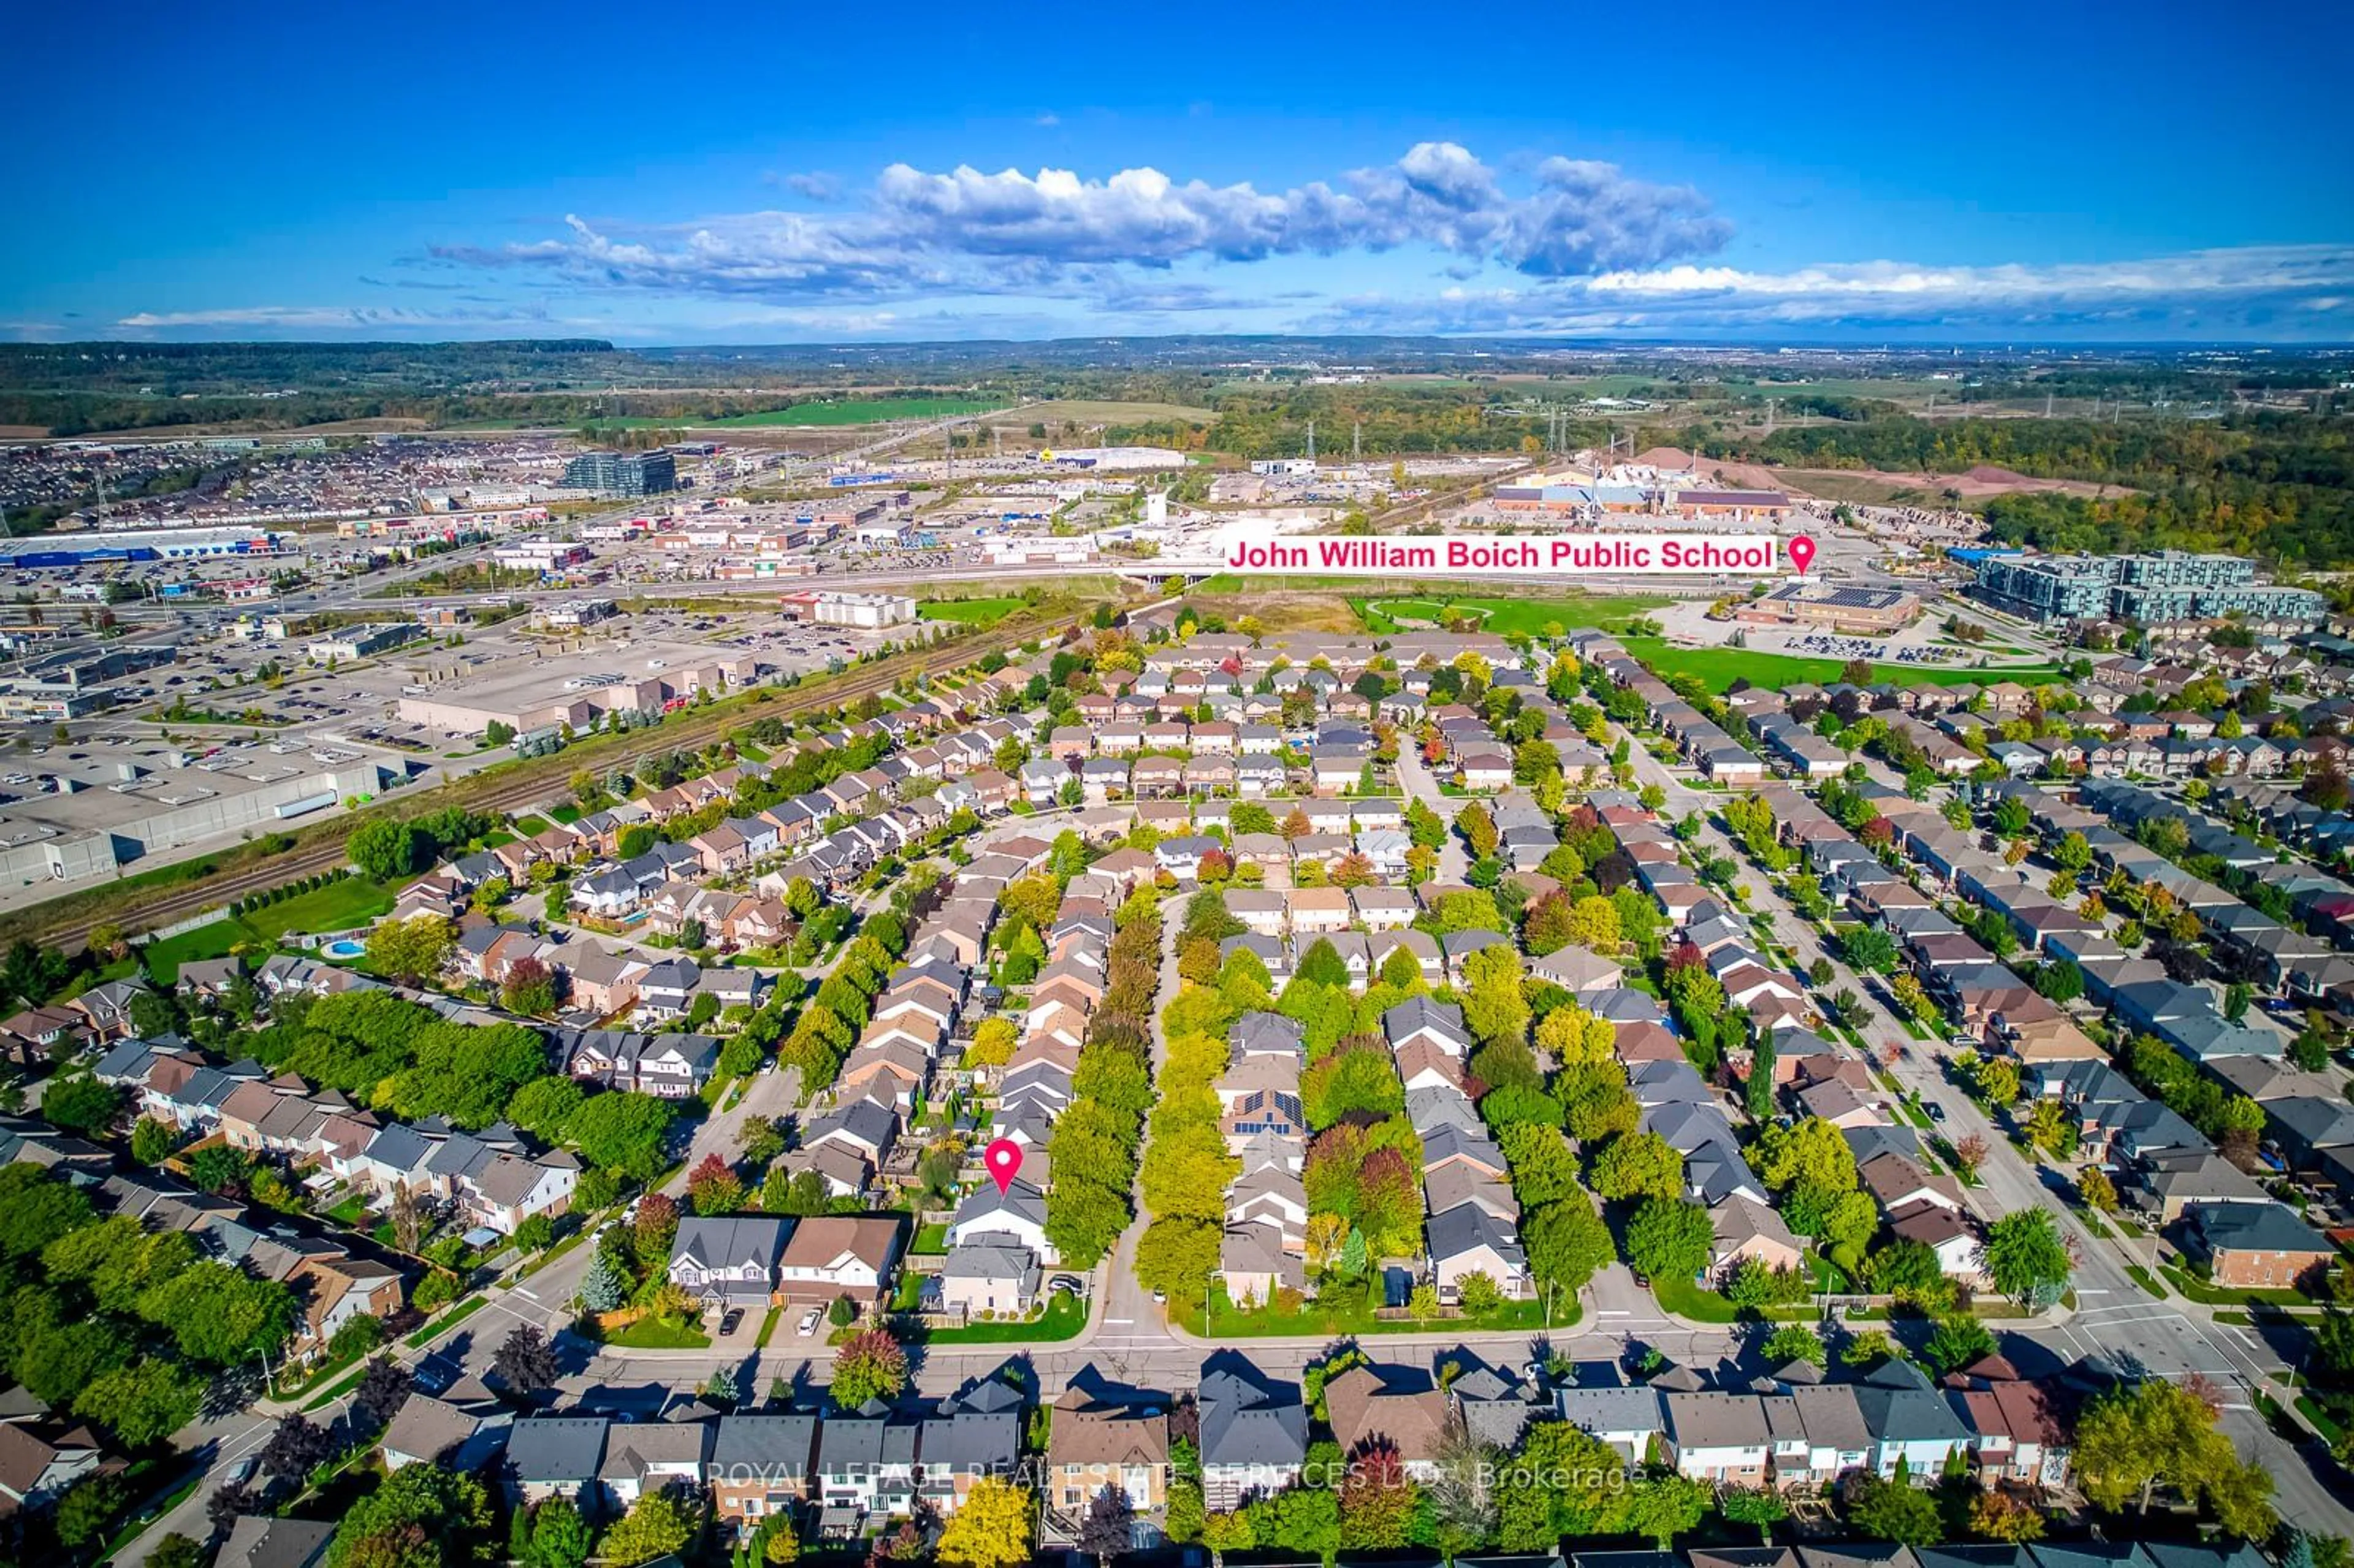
[2159,1262,2323,1309]
[980,398,1216,427]
[1617,636,2063,694]
[919,597,1026,630]
[710,398,1008,428]
[1353,593,1671,638]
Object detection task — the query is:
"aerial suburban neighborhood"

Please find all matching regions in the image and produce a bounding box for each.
[4,9,2354,1562]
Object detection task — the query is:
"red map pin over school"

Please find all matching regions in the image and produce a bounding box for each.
[1788,533,1817,573]
[984,1137,1025,1195]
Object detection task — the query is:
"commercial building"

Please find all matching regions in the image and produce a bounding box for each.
[1735,582,1922,635]
[779,590,918,630]
[0,525,286,568]
[395,647,763,737]
[304,622,424,663]
[1974,551,2326,628]
[563,451,677,497]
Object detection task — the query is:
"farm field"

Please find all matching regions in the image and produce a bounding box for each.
[708,398,1007,427]
[1618,636,2063,693]
[1350,592,1671,637]
[976,398,1215,427]
[918,596,1025,629]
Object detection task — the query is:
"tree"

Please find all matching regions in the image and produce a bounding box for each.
[1762,1324,1825,1366]
[508,1076,584,1143]
[365,913,455,983]
[130,1116,180,1165]
[688,1152,745,1216]
[967,1015,1019,1068]
[1846,1472,1943,1546]
[1338,1442,1418,1550]
[832,1325,910,1407]
[1625,1198,1713,1284]
[1589,1132,1685,1203]
[2079,1165,2119,1212]
[1974,1056,2021,1108]
[354,1355,415,1432]
[1080,1485,1136,1564]
[567,1092,676,1180]
[1922,1315,1998,1376]
[1746,1032,1777,1119]
[494,1324,560,1396]
[148,1535,207,1568]
[501,956,558,1016]
[1524,1195,1615,1298]
[1970,1490,2047,1543]
[348,818,424,881]
[1842,926,1897,974]
[2074,1377,2238,1518]
[76,1359,204,1448]
[528,1496,596,1568]
[1720,1486,1788,1543]
[138,1260,295,1366]
[1622,1474,1711,1549]
[1754,1116,1857,1195]
[261,1413,338,1481]
[602,1490,698,1567]
[1981,1209,2073,1308]
[41,1075,121,1137]
[939,1477,1035,1568]
[55,1469,127,1548]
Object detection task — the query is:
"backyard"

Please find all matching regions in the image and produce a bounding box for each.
[139,876,398,982]
[1167,1282,1565,1339]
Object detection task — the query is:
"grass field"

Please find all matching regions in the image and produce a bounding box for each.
[1782,471,1941,508]
[1352,593,1670,637]
[709,398,1007,428]
[1618,637,2063,694]
[919,597,1026,630]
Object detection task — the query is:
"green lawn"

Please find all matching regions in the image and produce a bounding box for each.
[404,1295,488,1349]
[1650,1274,1742,1323]
[1353,593,1670,638]
[912,1222,950,1256]
[141,877,398,981]
[918,1290,1089,1345]
[709,398,1008,428]
[2126,1264,2165,1297]
[2158,1262,2322,1309]
[920,597,1026,630]
[512,815,550,835]
[1168,1283,1564,1339]
[600,1315,713,1349]
[1618,637,2063,695]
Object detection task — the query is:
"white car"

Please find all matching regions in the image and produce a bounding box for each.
[798,1308,822,1336]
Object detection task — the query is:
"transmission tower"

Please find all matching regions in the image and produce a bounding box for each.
[1305,419,1316,463]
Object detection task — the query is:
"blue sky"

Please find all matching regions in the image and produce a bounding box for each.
[8,0,2352,344]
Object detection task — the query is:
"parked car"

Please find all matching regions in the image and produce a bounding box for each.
[720,1308,745,1336]
[798,1308,822,1336]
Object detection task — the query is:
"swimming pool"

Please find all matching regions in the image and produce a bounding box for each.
[322,938,365,960]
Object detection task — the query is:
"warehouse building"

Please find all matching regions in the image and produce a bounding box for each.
[395,649,763,737]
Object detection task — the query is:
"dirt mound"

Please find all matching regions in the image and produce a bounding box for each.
[1634,446,1696,470]
[1964,465,2036,485]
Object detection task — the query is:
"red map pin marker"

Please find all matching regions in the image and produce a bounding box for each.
[984,1138,1024,1195]
[1788,534,1817,574]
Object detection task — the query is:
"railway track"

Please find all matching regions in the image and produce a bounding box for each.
[26,612,1078,953]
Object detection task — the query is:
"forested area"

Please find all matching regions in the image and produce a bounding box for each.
[1713,411,2354,569]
